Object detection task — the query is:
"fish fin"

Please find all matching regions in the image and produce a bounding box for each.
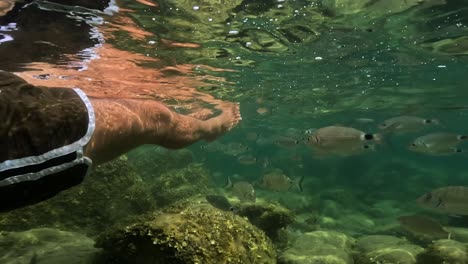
[448,232,452,240]
[224,176,233,189]
[450,147,464,153]
[449,214,462,218]
[296,175,304,192]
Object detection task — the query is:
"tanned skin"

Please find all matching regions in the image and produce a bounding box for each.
[85,97,241,165]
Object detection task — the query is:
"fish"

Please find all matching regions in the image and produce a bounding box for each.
[223,142,250,156]
[417,186,468,215]
[224,177,256,202]
[378,116,439,133]
[397,214,450,239]
[257,169,303,192]
[200,141,225,152]
[205,194,236,212]
[246,132,259,141]
[256,107,271,115]
[237,154,258,165]
[272,135,301,148]
[409,132,467,155]
[355,118,375,123]
[305,125,379,156]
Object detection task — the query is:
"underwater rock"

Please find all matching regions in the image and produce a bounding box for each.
[447,227,468,243]
[421,36,468,56]
[149,163,213,207]
[321,0,445,20]
[321,0,372,15]
[354,235,424,264]
[0,156,156,236]
[336,213,376,236]
[0,228,101,264]
[279,230,355,264]
[96,202,277,264]
[232,28,290,52]
[417,239,468,264]
[236,199,295,243]
[127,146,194,180]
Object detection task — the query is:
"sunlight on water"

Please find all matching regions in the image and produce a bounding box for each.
[2,0,468,263]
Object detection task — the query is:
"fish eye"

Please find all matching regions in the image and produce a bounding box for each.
[364,134,373,140]
[410,143,416,147]
[363,145,369,149]
[381,123,387,127]
[425,119,431,123]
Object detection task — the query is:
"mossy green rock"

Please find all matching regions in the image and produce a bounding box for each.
[417,239,468,264]
[236,199,295,242]
[421,36,468,56]
[0,156,155,235]
[279,231,355,264]
[0,228,101,264]
[96,202,277,264]
[149,163,213,207]
[127,146,193,180]
[354,235,424,264]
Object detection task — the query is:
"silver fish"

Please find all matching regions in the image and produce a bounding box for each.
[224,177,256,202]
[200,141,225,152]
[237,154,258,165]
[397,214,450,239]
[272,135,301,148]
[305,125,379,156]
[258,169,303,192]
[223,142,249,156]
[417,186,468,215]
[379,116,438,133]
[409,132,467,155]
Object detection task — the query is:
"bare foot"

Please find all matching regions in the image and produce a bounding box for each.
[203,102,242,142]
[188,108,214,120]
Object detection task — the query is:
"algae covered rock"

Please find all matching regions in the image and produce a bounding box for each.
[96,201,276,264]
[421,36,468,56]
[0,228,101,264]
[354,235,424,264]
[279,230,355,264]
[417,239,468,264]
[236,199,295,242]
[127,146,194,180]
[149,163,213,207]
[0,156,156,235]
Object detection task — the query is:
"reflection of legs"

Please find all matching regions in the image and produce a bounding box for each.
[85,97,241,165]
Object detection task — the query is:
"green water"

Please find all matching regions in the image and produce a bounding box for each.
[2,0,468,263]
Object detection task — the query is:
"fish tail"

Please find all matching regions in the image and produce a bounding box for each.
[296,175,304,192]
[224,176,233,189]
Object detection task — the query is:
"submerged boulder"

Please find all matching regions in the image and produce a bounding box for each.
[236,199,295,243]
[0,228,101,264]
[0,156,156,236]
[279,230,355,264]
[354,235,423,264]
[149,163,213,207]
[96,201,277,264]
[417,239,468,264]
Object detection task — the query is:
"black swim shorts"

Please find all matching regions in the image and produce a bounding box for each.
[0,71,95,211]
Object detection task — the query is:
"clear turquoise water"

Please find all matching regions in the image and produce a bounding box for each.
[2,0,468,262]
